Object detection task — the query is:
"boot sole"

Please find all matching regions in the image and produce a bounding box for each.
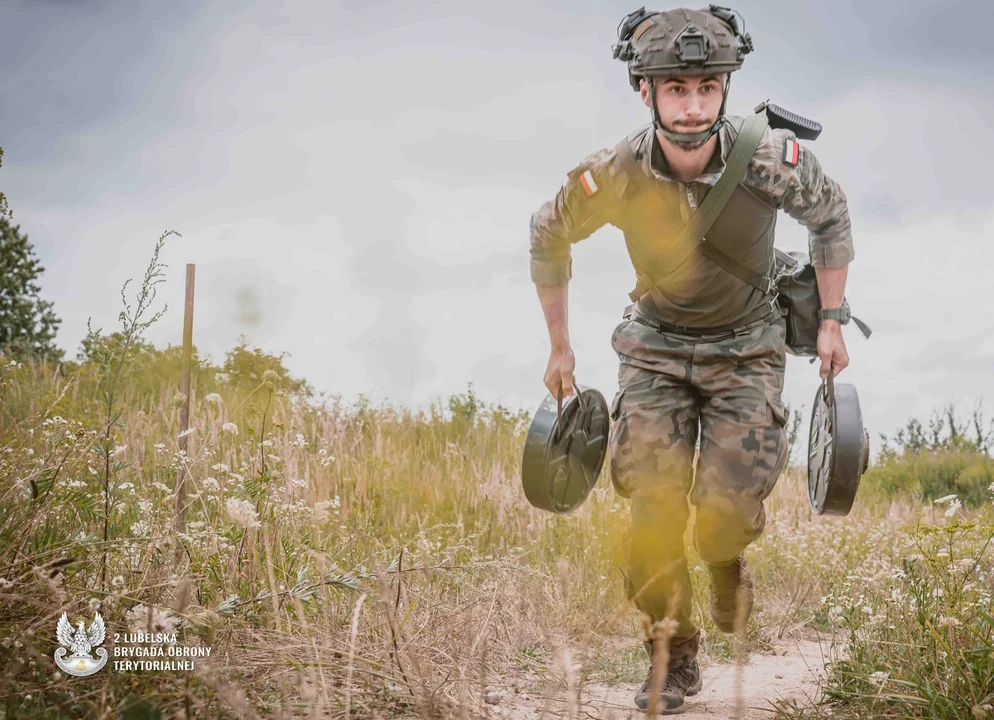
[634,678,703,713]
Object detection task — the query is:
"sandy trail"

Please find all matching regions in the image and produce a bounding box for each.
[498,639,832,719]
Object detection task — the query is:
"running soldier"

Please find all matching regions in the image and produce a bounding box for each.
[530,6,854,713]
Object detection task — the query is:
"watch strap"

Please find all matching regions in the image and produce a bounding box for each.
[818,306,849,323]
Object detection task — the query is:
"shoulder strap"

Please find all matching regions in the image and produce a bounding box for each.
[689,113,769,244]
[615,114,773,295]
[699,232,775,293]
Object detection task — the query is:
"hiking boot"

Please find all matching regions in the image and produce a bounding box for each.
[707,555,754,633]
[633,659,702,713]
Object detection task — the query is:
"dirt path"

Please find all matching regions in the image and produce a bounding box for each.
[498,639,832,719]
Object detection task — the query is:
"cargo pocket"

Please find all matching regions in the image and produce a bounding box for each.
[607,389,633,499]
[753,399,789,501]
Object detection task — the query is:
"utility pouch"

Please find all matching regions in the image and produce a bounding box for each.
[774,249,872,357]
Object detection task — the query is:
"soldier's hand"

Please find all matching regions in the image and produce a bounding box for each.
[817,322,849,380]
[544,347,577,400]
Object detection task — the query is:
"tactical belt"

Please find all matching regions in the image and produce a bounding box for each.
[624,301,779,338]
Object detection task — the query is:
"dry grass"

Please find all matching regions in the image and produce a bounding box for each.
[0,247,991,718]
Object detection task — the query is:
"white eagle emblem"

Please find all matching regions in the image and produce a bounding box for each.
[54,611,108,677]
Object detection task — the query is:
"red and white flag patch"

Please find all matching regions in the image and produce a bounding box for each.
[783,139,799,167]
[578,169,599,196]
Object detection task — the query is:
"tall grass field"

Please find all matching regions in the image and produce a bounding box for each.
[1,240,992,719]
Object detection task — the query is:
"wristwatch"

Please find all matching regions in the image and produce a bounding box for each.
[818,299,851,324]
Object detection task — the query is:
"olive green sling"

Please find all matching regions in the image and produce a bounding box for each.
[614,112,870,355]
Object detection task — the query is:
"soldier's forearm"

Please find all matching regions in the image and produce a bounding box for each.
[536,283,571,352]
[814,264,848,323]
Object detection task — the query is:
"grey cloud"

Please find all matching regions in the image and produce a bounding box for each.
[0,1,214,161]
[397,120,607,184]
[2,0,993,443]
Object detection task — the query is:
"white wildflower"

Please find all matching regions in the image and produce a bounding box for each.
[88,598,101,612]
[0,578,13,590]
[203,477,220,490]
[319,451,336,467]
[868,671,889,687]
[944,498,962,517]
[989,481,994,493]
[153,443,167,452]
[111,575,124,587]
[125,604,178,635]
[221,422,238,436]
[292,478,306,489]
[204,393,223,406]
[261,439,273,448]
[294,433,306,447]
[68,479,86,488]
[138,500,152,514]
[938,616,961,628]
[117,482,133,491]
[313,500,333,520]
[934,494,958,505]
[212,463,230,474]
[111,444,128,458]
[225,498,260,529]
[131,521,148,537]
[177,427,196,439]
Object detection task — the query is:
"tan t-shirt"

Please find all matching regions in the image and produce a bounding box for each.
[529,115,854,329]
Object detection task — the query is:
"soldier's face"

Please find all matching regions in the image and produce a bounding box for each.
[640,74,726,135]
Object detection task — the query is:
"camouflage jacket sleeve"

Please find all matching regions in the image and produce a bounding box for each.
[771,128,854,268]
[529,148,628,286]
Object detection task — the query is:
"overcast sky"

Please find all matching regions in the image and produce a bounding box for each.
[2,0,993,450]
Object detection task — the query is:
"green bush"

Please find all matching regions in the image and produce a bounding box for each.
[862,450,994,508]
[863,404,994,508]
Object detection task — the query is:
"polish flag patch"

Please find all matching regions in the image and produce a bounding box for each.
[578,169,599,196]
[783,139,800,167]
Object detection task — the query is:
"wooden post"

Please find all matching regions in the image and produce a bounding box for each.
[175,264,195,533]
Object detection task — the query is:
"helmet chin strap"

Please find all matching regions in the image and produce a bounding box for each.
[648,74,731,151]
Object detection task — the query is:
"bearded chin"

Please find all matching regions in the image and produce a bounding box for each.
[672,138,707,152]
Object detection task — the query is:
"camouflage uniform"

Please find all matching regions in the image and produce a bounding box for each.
[529,115,854,666]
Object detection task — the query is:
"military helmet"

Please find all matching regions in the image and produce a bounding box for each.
[613,5,754,90]
[612,5,754,147]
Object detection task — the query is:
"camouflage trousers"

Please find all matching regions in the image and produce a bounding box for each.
[608,306,789,667]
